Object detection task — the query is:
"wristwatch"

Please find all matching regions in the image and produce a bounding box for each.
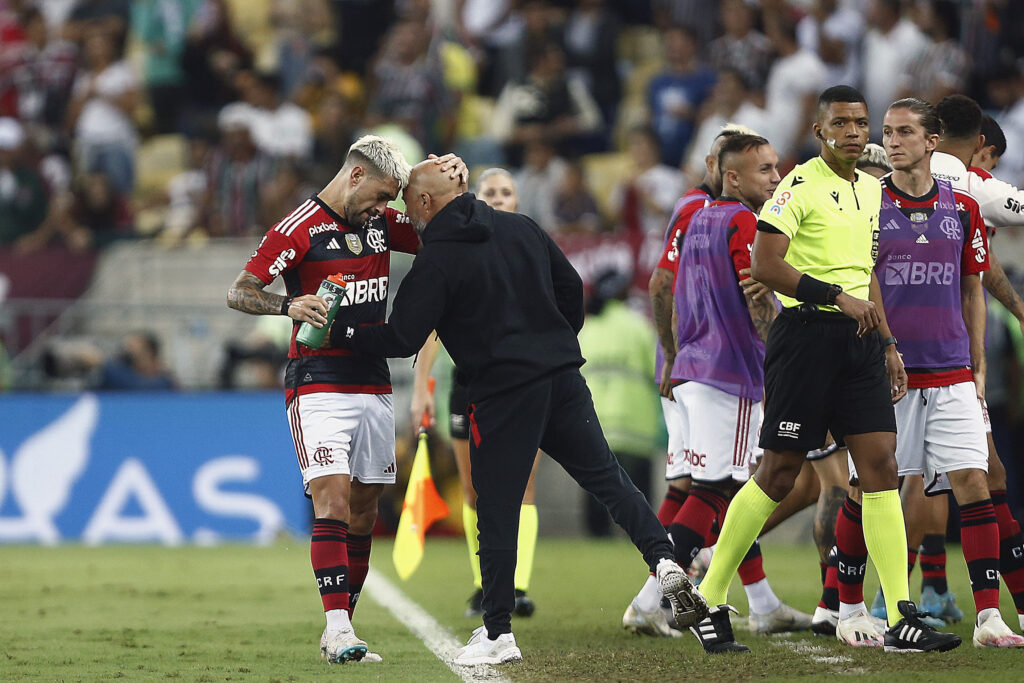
[825,283,843,306]
[882,336,898,348]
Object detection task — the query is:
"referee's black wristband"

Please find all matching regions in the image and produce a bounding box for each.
[795,274,842,306]
[280,296,294,316]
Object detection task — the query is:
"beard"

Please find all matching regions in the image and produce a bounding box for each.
[412,216,428,236]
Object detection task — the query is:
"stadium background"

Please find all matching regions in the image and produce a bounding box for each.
[1,0,1023,548]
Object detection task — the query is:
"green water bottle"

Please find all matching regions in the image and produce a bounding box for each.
[296,274,348,349]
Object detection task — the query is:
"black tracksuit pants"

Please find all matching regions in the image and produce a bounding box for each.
[467,368,674,636]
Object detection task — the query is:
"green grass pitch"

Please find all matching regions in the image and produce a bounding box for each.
[1,537,1021,681]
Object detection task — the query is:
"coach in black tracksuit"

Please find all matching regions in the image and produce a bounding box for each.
[330,163,677,639]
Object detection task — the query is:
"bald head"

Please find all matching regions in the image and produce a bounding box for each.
[403,161,465,234]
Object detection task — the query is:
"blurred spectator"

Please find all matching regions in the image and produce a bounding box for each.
[684,68,763,184]
[553,159,602,234]
[986,64,1024,187]
[513,139,568,231]
[563,0,621,128]
[66,27,139,197]
[45,332,175,390]
[763,16,827,163]
[796,0,864,88]
[270,0,336,98]
[64,0,131,43]
[329,0,395,76]
[456,0,520,97]
[492,41,601,166]
[0,117,48,247]
[647,24,715,167]
[202,105,275,236]
[131,0,202,134]
[309,92,361,184]
[577,268,660,535]
[261,160,317,226]
[493,0,564,93]
[615,126,684,235]
[367,20,450,151]
[181,0,253,134]
[903,0,969,105]
[159,135,210,239]
[652,0,715,46]
[709,0,772,87]
[237,71,314,160]
[862,0,927,134]
[0,7,79,138]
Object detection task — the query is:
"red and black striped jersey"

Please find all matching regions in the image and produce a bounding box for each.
[244,195,420,402]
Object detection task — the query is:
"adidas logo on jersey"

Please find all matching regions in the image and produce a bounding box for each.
[327,237,342,250]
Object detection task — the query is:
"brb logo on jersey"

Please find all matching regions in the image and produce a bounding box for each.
[884,257,955,286]
[338,276,389,306]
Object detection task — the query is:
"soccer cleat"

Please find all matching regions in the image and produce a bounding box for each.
[690,604,750,653]
[320,627,368,664]
[811,606,839,636]
[622,599,683,637]
[688,547,714,585]
[513,589,536,617]
[836,608,884,648]
[357,652,383,662]
[748,601,813,634]
[919,586,963,624]
[870,588,887,621]
[973,609,1024,648]
[883,600,962,653]
[454,626,523,665]
[465,588,484,618]
[1019,613,1024,632]
[656,558,708,628]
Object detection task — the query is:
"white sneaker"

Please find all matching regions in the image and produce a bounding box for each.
[811,606,839,636]
[748,601,813,634]
[622,599,683,637]
[973,609,1024,648]
[454,626,523,665]
[836,608,884,648]
[655,558,708,629]
[320,627,368,663]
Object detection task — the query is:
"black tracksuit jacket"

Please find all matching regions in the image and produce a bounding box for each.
[331,192,585,402]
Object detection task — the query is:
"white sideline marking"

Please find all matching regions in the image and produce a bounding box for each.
[771,641,866,673]
[363,569,512,682]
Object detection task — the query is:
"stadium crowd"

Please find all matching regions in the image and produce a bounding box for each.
[0,0,1021,251]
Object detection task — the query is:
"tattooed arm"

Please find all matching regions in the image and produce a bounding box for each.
[984,253,1024,324]
[745,291,778,343]
[227,270,328,327]
[649,266,677,398]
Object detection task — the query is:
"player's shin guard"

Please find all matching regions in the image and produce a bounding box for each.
[668,487,728,567]
[347,533,372,616]
[698,480,779,607]
[991,490,1024,615]
[658,487,688,528]
[861,490,910,626]
[514,504,538,591]
[463,503,482,589]
[960,500,1001,612]
[920,533,948,594]
[311,518,350,613]
[835,497,868,608]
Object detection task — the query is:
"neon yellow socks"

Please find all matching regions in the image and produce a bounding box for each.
[463,503,482,588]
[515,504,538,591]
[862,489,910,626]
[698,480,779,607]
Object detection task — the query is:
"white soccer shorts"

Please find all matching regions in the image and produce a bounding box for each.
[850,382,987,493]
[662,395,691,480]
[287,392,397,491]
[672,382,760,483]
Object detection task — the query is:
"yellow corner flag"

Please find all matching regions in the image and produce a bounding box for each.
[393,378,450,580]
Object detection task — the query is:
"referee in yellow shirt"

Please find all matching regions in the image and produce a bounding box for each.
[689,86,961,653]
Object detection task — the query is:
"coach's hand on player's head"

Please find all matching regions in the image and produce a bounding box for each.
[835,292,879,337]
[287,294,329,327]
[428,153,470,190]
[886,347,908,403]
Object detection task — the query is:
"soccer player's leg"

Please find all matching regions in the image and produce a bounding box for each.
[808,446,849,635]
[916,495,958,625]
[984,422,1024,631]
[450,385,485,616]
[930,383,1023,647]
[290,393,367,664]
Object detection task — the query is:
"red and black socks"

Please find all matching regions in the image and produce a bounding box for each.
[835,497,867,608]
[991,490,1024,615]
[668,486,728,566]
[658,487,688,528]
[311,518,350,614]
[960,499,1001,612]
[919,533,948,595]
[347,533,372,616]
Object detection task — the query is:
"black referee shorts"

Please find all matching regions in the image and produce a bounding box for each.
[449,380,470,440]
[759,306,896,453]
